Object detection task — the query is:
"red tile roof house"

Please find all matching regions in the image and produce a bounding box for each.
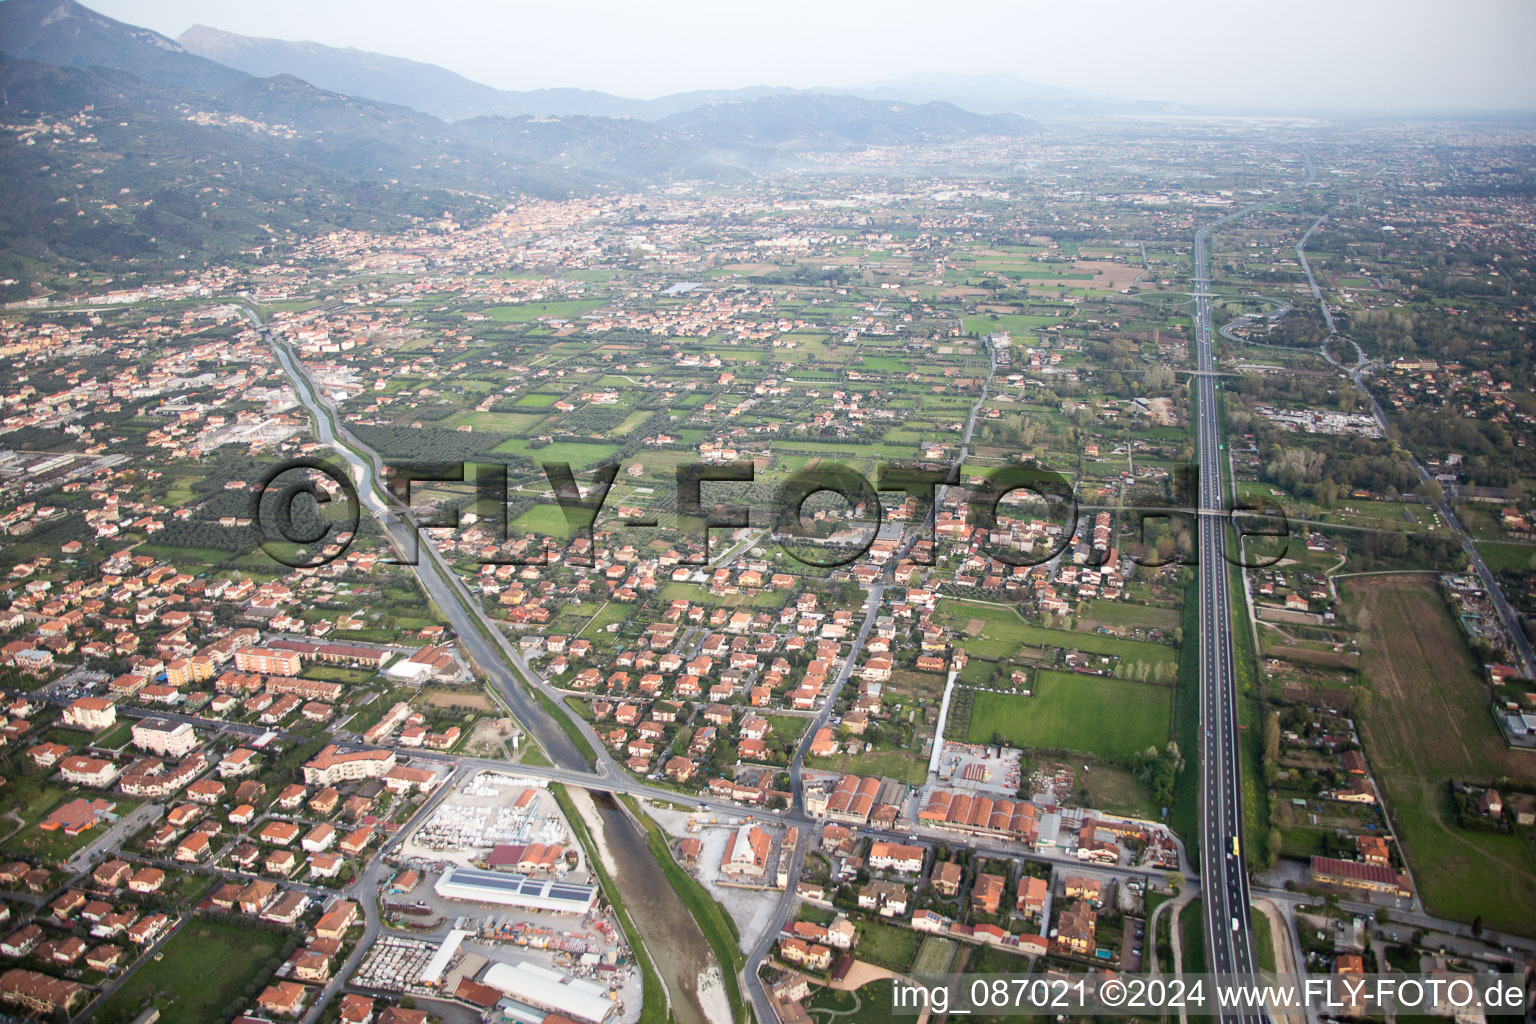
[186,778,225,804]
[259,821,303,846]
[85,944,124,972]
[127,912,171,945]
[1,925,42,958]
[173,832,210,862]
[266,850,299,877]
[339,993,375,1024]
[308,853,345,879]
[258,980,309,1017]
[314,900,358,940]
[339,826,375,855]
[92,860,132,888]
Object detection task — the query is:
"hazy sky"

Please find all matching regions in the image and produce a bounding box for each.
[84,0,1536,111]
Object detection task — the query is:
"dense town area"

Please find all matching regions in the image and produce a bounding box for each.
[1,114,1535,1024]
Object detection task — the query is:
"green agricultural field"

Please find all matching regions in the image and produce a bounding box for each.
[511,504,580,540]
[492,438,621,466]
[854,919,922,971]
[963,313,1065,335]
[576,601,633,637]
[94,918,286,1024]
[807,749,929,785]
[1077,600,1182,631]
[657,581,785,609]
[938,599,1178,670]
[965,671,1173,759]
[1344,576,1536,936]
[764,714,811,745]
[1476,540,1536,573]
[857,355,911,372]
[1077,763,1160,819]
[487,300,600,322]
[613,410,653,435]
[912,936,960,974]
[446,410,549,433]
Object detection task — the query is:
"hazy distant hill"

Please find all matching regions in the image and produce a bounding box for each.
[0,0,248,93]
[178,24,527,121]
[660,93,1040,149]
[854,72,1172,116]
[176,24,1146,122]
[0,0,1046,157]
[0,34,767,270]
[175,25,809,122]
[0,0,1057,288]
[0,55,502,268]
[175,24,1166,122]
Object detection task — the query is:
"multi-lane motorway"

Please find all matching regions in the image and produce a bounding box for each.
[1193,214,1264,1022]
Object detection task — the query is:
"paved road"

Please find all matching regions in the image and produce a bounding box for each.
[744,335,999,1023]
[299,761,472,1024]
[1295,216,1536,677]
[1193,203,1268,1024]
[267,336,594,773]
[746,581,883,1023]
[64,801,160,874]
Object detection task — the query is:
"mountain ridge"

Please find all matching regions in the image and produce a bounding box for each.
[0,0,1052,295]
[173,20,1148,122]
[178,23,525,121]
[0,0,249,93]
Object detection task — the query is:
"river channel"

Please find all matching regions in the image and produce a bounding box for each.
[582,789,724,1024]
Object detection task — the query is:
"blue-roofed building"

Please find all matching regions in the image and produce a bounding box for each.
[433,865,597,914]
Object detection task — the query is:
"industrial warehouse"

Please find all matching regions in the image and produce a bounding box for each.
[482,960,617,1024]
[434,865,599,914]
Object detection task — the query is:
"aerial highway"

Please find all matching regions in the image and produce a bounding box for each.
[1193,211,1265,1024]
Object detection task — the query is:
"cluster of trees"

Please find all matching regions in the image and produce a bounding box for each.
[1349,293,1531,387]
[1450,784,1510,833]
[1339,528,1465,574]
[153,519,256,555]
[1266,447,1329,491]
[1247,305,1330,349]
[352,423,521,466]
[1228,371,1361,413]
[1119,742,1184,809]
[1390,409,1530,483]
[1261,710,1283,789]
[1250,437,1424,504]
